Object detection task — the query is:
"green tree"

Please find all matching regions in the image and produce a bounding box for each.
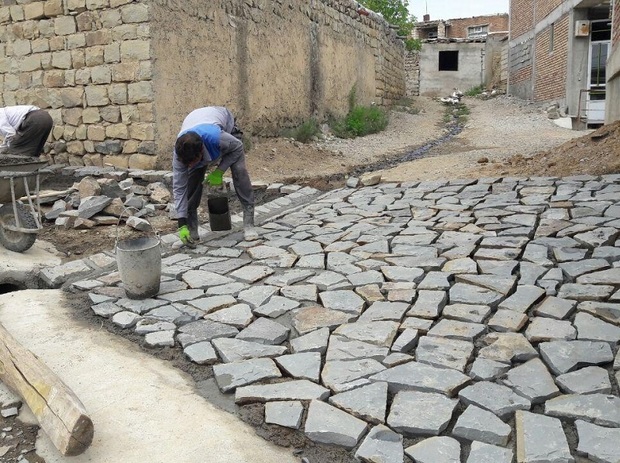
[359,0,416,37]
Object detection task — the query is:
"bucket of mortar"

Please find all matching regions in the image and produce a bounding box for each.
[114,212,161,299]
[207,190,232,232]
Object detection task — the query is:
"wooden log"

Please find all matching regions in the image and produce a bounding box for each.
[0,322,93,456]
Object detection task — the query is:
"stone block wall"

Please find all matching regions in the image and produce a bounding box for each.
[0,0,405,169]
[404,50,419,97]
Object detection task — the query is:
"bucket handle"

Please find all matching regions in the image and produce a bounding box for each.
[114,206,161,252]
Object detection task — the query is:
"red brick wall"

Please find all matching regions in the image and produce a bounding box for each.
[536,0,564,22]
[613,0,620,47]
[511,0,535,40]
[447,14,510,39]
[534,14,569,101]
[511,65,532,85]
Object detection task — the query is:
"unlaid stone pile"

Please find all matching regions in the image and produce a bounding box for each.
[40,165,175,231]
[74,174,620,463]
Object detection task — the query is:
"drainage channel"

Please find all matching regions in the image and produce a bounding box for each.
[348,115,465,178]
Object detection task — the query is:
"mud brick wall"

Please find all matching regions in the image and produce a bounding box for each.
[0,0,405,169]
[447,14,510,39]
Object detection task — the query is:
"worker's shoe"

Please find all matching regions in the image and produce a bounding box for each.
[187,210,200,242]
[242,204,259,241]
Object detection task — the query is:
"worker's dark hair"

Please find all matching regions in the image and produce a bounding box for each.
[175,132,203,165]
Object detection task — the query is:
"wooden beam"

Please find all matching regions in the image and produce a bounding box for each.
[0,322,93,456]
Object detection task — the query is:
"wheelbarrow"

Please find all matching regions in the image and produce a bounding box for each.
[0,155,48,252]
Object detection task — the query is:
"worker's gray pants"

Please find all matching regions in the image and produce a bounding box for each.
[7,110,53,157]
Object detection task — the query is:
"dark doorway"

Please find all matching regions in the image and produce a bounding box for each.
[0,284,21,294]
[439,51,459,71]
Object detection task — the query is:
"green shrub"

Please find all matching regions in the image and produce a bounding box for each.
[283,118,320,144]
[464,85,485,97]
[332,105,389,138]
[405,38,422,51]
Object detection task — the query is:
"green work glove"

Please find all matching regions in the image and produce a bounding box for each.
[205,169,224,187]
[178,225,191,244]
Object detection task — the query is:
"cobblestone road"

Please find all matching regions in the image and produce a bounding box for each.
[71,174,620,463]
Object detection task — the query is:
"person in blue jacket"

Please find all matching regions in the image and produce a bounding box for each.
[172,107,256,246]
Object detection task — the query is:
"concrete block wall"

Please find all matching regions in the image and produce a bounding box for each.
[0,0,406,169]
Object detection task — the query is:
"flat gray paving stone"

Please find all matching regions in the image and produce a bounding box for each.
[382,352,413,367]
[304,399,367,449]
[275,352,321,382]
[201,257,250,275]
[319,290,365,315]
[369,361,470,396]
[290,327,329,353]
[469,358,511,381]
[557,283,614,301]
[116,298,167,315]
[498,285,546,313]
[326,335,389,362]
[474,247,521,261]
[539,340,614,374]
[578,301,620,325]
[405,436,461,463]
[449,283,503,307]
[264,401,304,429]
[333,321,399,347]
[321,359,386,392]
[501,358,560,404]
[478,333,538,363]
[559,259,610,279]
[183,341,218,365]
[265,269,315,287]
[577,267,620,285]
[466,441,513,463]
[134,319,176,335]
[556,366,612,394]
[292,306,355,335]
[280,284,318,302]
[553,247,588,262]
[188,295,236,314]
[416,336,473,371]
[92,302,123,318]
[515,410,573,463]
[455,274,517,295]
[205,282,248,296]
[407,290,447,319]
[459,381,531,419]
[236,317,289,345]
[229,265,275,283]
[442,304,491,323]
[533,296,576,319]
[306,271,350,290]
[237,285,278,307]
[388,391,458,436]
[354,424,404,463]
[488,309,528,332]
[452,405,512,445]
[296,254,326,269]
[145,305,184,322]
[289,240,323,256]
[381,266,425,282]
[211,337,287,363]
[575,419,620,463]
[525,317,576,342]
[545,394,620,426]
[442,257,478,274]
[176,320,239,348]
[391,328,419,353]
[204,303,254,328]
[213,358,282,393]
[253,296,300,318]
[359,301,410,322]
[400,317,434,333]
[235,379,330,404]
[181,270,235,289]
[574,227,618,247]
[519,262,549,286]
[247,245,289,260]
[329,381,388,424]
[347,270,385,286]
[477,259,519,276]
[144,330,175,347]
[428,319,486,341]
[112,311,141,328]
[418,272,452,290]
[574,312,620,343]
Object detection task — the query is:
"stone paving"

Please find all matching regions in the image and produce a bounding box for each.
[67,175,620,463]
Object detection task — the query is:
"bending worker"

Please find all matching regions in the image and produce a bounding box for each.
[172,106,257,246]
[0,105,53,157]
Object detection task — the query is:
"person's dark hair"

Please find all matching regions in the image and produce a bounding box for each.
[175,132,203,165]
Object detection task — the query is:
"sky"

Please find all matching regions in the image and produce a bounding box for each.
[408,0,509,21]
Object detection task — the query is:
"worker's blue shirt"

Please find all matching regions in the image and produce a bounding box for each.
[178,123,222,162]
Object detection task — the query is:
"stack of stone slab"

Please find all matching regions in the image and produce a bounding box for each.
[72,174,620,463]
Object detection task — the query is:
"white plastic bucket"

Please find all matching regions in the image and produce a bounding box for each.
[115,236,161,299]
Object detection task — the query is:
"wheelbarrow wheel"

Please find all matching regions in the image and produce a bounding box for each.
[0,203,37,253]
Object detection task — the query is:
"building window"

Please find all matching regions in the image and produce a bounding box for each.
[467,25,489,38]
[439,51,459,71]
[549,23,555,53]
